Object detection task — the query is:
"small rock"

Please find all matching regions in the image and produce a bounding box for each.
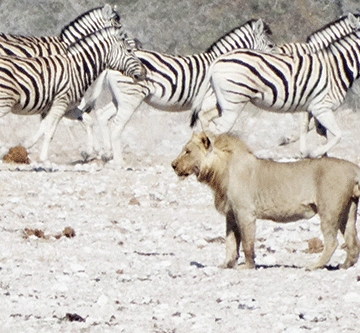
[129,197,140,206]
[3,146,30,164]
[63,227,76,238]
[306,238,324,253]
[65,313,85,322]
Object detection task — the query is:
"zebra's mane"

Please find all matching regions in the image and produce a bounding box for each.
[59,5,121,44]
[306,13,360,44]
[205,19,272,54]
[66,26,125,55]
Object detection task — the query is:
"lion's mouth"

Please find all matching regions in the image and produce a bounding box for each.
[193,166,200,177]
[177,171,190,178]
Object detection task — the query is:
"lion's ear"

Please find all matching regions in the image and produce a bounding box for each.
[201,135,211,150]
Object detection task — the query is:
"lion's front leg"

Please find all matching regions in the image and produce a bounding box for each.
[237,212,256,269]
[221,210,241,268]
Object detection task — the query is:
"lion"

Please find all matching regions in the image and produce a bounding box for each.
[171,132,360,270]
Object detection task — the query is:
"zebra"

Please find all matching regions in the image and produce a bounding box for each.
[191,13,360,156]
[0,4,124,157]
[191,27,360,158]
[273,13,360,154]
[0,4,121,57]
[74,19,274,164]
[0,27,145,162]
[273,13,360,57]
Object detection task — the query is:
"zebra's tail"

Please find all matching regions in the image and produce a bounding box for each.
[190,68,213,128]
[190,109,199,128]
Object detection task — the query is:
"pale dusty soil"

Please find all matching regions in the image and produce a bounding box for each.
[1,104,360,333]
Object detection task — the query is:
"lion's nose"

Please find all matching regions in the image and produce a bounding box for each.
[171,161,177,171]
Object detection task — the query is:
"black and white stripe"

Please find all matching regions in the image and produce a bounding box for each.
[307,13,360,48]
[274,13,360,56]
[0,27,144,162]
[192,28,360,158]
[0,5,121,58]
[0,5,125,158]
[76,19,274,163]
[271,13,360,153]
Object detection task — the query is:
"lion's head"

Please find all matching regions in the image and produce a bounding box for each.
[171,132,213,178]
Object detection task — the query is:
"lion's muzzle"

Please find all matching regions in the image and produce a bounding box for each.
[171,159,189,178]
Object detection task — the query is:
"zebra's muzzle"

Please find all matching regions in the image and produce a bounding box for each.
[133,67,146,82]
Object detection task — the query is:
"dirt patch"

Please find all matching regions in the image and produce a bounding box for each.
[3,146,30,164]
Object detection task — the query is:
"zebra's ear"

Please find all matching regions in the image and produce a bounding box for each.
[348,13,360,29]
[253,19,264,34]
[102,4,117,21]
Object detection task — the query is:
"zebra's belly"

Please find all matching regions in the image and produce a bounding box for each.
[251,94,308,113]
[11,103,45,115]
[145,94,193,112]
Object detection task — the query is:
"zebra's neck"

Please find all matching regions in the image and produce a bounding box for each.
[307,14,360,47]
[60,7,109,45]
[71,51,106,94]
[325,32,360,87]
[205,22,261,59]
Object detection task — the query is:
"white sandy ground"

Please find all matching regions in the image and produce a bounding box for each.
[1,102,360,333]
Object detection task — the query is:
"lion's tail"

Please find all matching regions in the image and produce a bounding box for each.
[353,169,360,197]
[354,182,360,198]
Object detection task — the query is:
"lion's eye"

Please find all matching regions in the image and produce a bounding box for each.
[185,150,191,155]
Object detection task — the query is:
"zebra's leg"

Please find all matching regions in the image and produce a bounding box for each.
[81,112,98,159]
[23,115,46,149]
[106,74,148,165]
[195,107,219,132]
[194,90,219,131]
[308,109,341,158]
[211,101,248,133]
[95,102,117,161]
[210,75,251,133]
[39,103,67,162]
[76,70,109,114]
[62,118,78,149]
[299,111,311,157]
[0,104,15,157]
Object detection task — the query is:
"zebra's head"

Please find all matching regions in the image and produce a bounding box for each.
[205,18,274,56]
[249,19,274,52]
[101,4,122,29]
[60,4,122,45]
[106,29,146,82]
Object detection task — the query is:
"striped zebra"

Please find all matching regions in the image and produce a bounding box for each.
[0,5,124,156]
[75,19,274,163]
[191,26,360,158]
[273,13,360,154]
[0,27,145,162]
[192,13,360,156]
[274,13,360,57]
[0,5,121,57]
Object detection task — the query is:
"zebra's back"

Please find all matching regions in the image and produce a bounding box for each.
[0,54,70,113]
[138,50,213,109]
[211,49,329,113]
[0,5,121,58]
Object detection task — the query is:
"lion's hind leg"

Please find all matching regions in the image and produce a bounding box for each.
[307,210,339,270]
[339,198,360,269]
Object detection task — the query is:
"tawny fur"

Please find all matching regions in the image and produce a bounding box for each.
[172,132,360,270]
